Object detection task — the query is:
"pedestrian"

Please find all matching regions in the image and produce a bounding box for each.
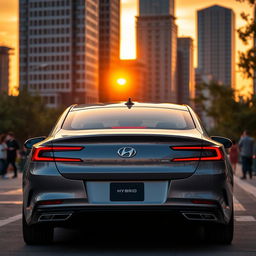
[0,134,8,179]
[229,140,239,174]
[239,130,254,179]
[253,143,256,176]
[19,146,28,173]
[5,132,20,179]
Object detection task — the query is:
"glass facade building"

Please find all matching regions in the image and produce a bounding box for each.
[19,0,99,107]
[137,0,177,102]
[177,37,195,105]
[0,46,12,93]
[139,0,174,16]
[99,0,120,102]
[197,5,235,88]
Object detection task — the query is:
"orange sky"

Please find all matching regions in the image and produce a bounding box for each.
[0,0,253,94]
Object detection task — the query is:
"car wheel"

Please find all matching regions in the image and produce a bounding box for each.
[22,213,54,245]
[206,210,234,245]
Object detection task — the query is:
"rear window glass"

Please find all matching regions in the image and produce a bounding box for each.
[62,107,195,130]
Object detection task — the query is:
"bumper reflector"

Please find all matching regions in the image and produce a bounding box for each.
[38,200,63,205]
[191,200,216,205]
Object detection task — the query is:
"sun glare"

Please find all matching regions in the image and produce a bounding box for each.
[117,78,127,86]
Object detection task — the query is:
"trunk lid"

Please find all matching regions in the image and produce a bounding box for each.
[52,129,205,181]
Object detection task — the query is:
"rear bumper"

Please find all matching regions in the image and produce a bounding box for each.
[23,161,233,227]
[29,203,227,226]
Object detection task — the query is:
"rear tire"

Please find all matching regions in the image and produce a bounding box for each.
[206,210,234,245]
[23,213,54,245]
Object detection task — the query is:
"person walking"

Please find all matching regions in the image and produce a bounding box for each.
[0,134,8,179]
[6,132,20,179]
[229,140,239,174]
[253,143,256,176]
[19,146,29,173]
[239,130,254,179]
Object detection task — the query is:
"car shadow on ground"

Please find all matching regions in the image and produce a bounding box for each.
[20,216,235,255]
[52,221,224,253]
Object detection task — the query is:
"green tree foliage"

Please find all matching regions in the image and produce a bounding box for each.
[195,81,256,140]
[0,92,64,143]
[236,0,256,78]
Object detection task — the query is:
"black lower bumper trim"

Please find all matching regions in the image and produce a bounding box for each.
[31,205,225,226]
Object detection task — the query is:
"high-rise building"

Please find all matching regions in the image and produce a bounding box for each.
[99,0,120,103]
[139,0,175,16]
[177,37,195,105]
[197,5,236,88]
[195,68,214,129]
[0,46,12,93]
[136,0,177,103]
[19,0,99,107]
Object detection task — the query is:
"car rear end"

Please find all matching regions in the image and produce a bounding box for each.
[22,103,233,244]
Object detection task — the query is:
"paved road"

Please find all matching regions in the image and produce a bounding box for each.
[0,167,256,256]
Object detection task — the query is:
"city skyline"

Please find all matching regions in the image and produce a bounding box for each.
[0,0,253,94]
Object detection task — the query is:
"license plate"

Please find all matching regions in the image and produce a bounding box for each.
[110,183,144,202]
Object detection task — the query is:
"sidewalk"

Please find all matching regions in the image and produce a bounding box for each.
[0,173,22,192]
[234,164,256,187]
[234,164,256,200]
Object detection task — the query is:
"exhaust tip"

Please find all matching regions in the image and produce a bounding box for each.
[38,213,72,222]
[182,212,217,221]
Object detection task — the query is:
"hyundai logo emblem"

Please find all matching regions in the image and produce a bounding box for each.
[117,147,137,158]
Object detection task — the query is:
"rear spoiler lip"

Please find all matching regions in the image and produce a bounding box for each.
[51,134,202,142]
[49,135,217,148]
[54,129,202,139]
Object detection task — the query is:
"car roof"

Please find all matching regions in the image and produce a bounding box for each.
[71,102,188,112]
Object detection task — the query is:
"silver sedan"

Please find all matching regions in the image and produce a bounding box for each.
[22,101,234,245]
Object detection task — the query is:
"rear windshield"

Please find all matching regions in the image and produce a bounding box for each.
[62,107,195,130]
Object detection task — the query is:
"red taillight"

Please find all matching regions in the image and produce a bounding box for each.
[32,146,84,162]
[171,146,223,162]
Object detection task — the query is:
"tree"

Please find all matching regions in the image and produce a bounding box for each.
[0,92,64,143]
[236,0,256,79]
[195,81,256,139]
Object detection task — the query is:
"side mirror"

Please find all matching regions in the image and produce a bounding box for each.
[211,136,232,149]
[24,136,46,150]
